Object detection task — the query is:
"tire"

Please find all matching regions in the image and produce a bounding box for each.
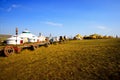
[30,45,37,50]
[4,46,14,57]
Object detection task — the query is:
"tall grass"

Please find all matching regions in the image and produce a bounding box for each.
[0,39,120,80]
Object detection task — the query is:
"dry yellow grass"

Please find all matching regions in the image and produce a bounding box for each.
[0,39,120,80]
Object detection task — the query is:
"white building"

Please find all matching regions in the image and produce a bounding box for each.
[7,29,39,45]
[7,35,23,45]
[19,29,38,43]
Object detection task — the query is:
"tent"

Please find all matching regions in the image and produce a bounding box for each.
[18,29,38,43]
[74,34,83,40]
[7,29,38,45]
[7,35,23,45]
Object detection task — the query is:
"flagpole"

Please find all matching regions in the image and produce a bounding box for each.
[16,27,18,46]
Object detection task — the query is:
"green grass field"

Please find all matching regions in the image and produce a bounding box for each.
[0,39,120,80]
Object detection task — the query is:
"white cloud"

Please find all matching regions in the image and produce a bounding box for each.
[12,4,19,8]
[44,21,63,27]
[7,4,20,12]
[97,26,107,30]
[96,25,112,33]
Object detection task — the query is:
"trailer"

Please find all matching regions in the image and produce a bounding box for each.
[0,39,50,57]
[0,28,50,57]
[0,28,68,57]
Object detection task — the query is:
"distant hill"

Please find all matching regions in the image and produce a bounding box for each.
[0,34,12,41]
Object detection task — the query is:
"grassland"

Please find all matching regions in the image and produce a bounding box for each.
[0,39,120,80]
[0,34,11,42]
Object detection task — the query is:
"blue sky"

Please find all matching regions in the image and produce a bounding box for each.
[0,0,120,37]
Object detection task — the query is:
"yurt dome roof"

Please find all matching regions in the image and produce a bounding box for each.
[19,29,37,39]
[22,29,30,33]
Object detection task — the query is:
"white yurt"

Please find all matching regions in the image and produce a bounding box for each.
[52,37,59,42]
[38,33,46,42]
[18,29,38,43]
[7,35,23,45]
[6,29,39,45]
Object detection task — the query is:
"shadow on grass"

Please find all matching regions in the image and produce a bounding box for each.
[0,50,6,57]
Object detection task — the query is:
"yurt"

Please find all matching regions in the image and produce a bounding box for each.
[38,33,46,42]
[18,29,38,43]
[7,35,23,45]
[49,37,59,44]
[6,29,39,45]
[74,34,83,40]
